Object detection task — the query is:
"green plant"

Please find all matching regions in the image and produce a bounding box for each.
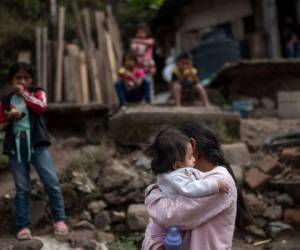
[108,233,144,250]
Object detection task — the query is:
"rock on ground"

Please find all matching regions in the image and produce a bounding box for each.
[222,142,251,167]
[127,204,149,231]
[263,205,283,221]
[245,168,271,189]
[241,119,300,150]
[12,239,43,250]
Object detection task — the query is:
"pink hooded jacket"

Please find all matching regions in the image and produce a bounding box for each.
[142,166,237,250]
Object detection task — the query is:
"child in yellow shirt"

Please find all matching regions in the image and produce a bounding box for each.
[171,53,210,107]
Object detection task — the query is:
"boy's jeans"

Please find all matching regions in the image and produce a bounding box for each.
[115,79,151,107]
[10,138,66,229]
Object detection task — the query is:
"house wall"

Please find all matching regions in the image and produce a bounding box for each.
[174,0,253,53]
[180,0,252,31]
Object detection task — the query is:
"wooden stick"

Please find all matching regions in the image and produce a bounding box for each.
[67,44,81,103]
[79,51,89,104]
[64,54,76,103]
[42,27,48,92]
[106,5,123,67]
[54,6,65,103]
[72,2,90,103]
[82,9,103,104]
[36,27,42,87]
[105,31,118,104]
[95,11,109,104]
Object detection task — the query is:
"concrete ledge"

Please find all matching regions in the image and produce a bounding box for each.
[110,106,240,146]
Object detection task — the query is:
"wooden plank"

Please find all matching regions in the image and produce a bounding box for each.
[67,44,82,103]
[79,51,89,104]
[106,5,123,67]
[72,2,91,102]
[95,11,110,104]
[36,27,42,87]
[18,51,31,63]
[47,41,54,102]
[54,6,65,103]
[42,27,48,92]
[82,9,103,103]
[64,54,76,103]
[105,31,118,104]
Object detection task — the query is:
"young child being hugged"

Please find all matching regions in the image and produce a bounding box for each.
[0,62,68,240]
[115,53,151,109]
[142,128,228,250]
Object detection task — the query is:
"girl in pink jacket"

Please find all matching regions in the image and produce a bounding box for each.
[143,122,251,250]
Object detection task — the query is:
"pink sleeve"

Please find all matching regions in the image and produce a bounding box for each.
[145,174,236,230]
[134,68,145,79]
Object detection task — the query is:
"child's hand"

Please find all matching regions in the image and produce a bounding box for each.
[218,179,229,193]
[5,110,23,122]
[13,84,25,95]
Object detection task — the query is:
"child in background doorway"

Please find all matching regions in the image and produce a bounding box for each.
[115,53,151,109]
[142,128,228,250]
[171,53,210,107]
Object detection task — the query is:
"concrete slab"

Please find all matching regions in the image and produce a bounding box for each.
[110,106,240,146]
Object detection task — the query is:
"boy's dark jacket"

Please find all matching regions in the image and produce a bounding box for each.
[1,87,50,155]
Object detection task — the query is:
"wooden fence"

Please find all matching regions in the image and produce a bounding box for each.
[35,5,123,106]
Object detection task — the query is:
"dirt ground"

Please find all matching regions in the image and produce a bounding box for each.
[0,233,300,250]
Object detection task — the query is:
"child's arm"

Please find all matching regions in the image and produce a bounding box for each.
[0,101,23,130]
[14,85,47,115]
[22,90,47,115]
[183,68,198,82]
[166,170,228,198]
[132,38,154,46]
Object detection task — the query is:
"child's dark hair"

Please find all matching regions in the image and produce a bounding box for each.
[178,122,254,229]
[137,23,152,38]
[8,62,35,82]
[147,128,190,174]
[122,52,138,65]
[176,52,192,62]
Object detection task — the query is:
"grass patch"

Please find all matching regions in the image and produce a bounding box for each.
[107,233,144,250]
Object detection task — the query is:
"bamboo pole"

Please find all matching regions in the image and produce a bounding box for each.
[106,5,123,67]
[54,6,65,102]
[105,31,118,104]
[42,27,48,92]
[82,9,103,104]
[95,11,110,104]
[67,44,81,103]
[36,27,42,87]
[79,51,89,104]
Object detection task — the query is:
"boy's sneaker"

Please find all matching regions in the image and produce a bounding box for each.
[54,221,69,236]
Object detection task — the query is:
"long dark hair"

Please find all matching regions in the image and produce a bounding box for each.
[178,121,253,229]
[147,128,190,175]
[7,62,35,84]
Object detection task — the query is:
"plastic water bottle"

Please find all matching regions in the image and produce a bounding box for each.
[165,226,182,250]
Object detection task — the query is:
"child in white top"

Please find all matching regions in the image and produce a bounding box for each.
[144,128,228,250]
[149,128,228,199]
